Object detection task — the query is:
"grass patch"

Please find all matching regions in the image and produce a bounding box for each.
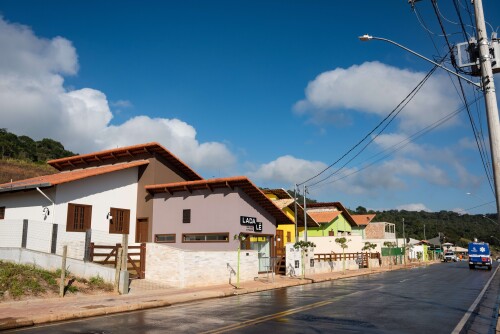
[0,261,58,299]
[88,275,114,292]
[0,261,116,300]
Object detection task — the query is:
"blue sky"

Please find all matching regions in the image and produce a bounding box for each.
[1,1,499,214]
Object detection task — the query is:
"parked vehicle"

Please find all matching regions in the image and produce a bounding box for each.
[468,242,492,270]
[443,251,457,262]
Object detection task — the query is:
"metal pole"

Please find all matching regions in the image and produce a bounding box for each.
[474,0,500,221]
[59,245,67,297]
[294,184,298,241]
[403,218,406,265]
[303,185,307,242]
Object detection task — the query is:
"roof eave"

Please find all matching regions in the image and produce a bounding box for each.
[0,182,52,193]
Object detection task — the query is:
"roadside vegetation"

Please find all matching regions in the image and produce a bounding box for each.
[0,261,114,302]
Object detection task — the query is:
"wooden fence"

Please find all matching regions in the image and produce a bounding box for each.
[314,252,380,268]
[89,242,146,279]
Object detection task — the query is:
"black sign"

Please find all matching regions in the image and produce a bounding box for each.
[254,222,263,232]
[240,216,257,226]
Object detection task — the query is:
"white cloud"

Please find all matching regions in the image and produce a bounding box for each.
[111,100,133,108]
[0,16,235,173]
[247,155,327,185]
[396,203,431,212]
[294,61,459,131]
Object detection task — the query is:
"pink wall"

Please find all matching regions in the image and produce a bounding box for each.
[151,187,277,251]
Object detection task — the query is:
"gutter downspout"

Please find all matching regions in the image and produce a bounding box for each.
[36,187,55,225]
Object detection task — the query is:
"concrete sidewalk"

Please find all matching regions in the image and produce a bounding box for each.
[0,262,445,331]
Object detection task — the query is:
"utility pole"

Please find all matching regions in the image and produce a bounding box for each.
[303,185,308,242]
[294,184,298,241]
[474,0,500,222]
[402,218,406,265]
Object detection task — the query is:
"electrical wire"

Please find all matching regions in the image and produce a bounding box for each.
[310,96,482,191]
[432,0,495,194]
[306,65,439,189]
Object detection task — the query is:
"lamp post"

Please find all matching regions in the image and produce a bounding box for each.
[491,235,500,243]
[359,19,500,224]
[483,215,499,225]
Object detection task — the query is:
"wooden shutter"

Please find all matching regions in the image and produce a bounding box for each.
[122,209,130,234]
[109,208,130,234]
[109,207,118,233]
[84,205,92,230]
[66,203,76,232]
[66,203,92,232]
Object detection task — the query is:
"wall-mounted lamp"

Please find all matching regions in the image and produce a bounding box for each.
[277,237,281,242]
[106,212,113,220]
[42,207,50,220]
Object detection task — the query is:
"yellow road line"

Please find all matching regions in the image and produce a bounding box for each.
[201,300,333,333]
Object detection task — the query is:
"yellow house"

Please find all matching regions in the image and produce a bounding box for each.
[262,188,319,252]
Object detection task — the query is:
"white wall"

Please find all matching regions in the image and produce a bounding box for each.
[309,235,366,254]
[0,189,55,222]
[0,248,116,283]
[0,219,23,247]
[0,167,140,259]
[55,167,139,242]
[146,243,260,288]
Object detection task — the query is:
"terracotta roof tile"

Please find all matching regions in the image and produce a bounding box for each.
[351,214,376,226]
[273,198,295,209]
[308,211,341,223]
[47,142,202,181]
[307,202,359,226]
[263,188,319,227]
[0,160,149,193]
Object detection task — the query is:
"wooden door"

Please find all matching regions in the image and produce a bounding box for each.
[136,218,149,243]
[275,229,284,257]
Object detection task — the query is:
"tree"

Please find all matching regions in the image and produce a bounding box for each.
[335,237,350,274]
[356,206,367,214]
[362,242,377,269]
[384,241,397,268]
[293,240,316,279]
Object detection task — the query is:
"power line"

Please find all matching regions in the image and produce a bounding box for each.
[310,95,482,191]
[297,63,438,187]
[306,65,439,189]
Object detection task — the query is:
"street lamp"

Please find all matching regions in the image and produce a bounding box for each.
[483,215,499,225]
[358,35,480,88]
[359,27,500,224]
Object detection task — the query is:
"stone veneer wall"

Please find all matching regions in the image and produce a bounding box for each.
[364,222,386,239]
[145,243,260,288]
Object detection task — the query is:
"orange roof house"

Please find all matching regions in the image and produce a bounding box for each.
[303,202,360,237]
[0,142,205,261]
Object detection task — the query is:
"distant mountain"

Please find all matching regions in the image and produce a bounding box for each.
[0,129,75,184]
[0,128,75,163]
[370,209,499,249]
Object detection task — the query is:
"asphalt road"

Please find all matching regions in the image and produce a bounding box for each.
[11,261,499,334]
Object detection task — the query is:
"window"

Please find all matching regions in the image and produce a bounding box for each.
[183,209,191,224]
[66,203,92,232]
[0,206,5,219]
[155,234,176,243]
[109,208,130,234]
[182,233,229,243]
[287,231,291,242]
